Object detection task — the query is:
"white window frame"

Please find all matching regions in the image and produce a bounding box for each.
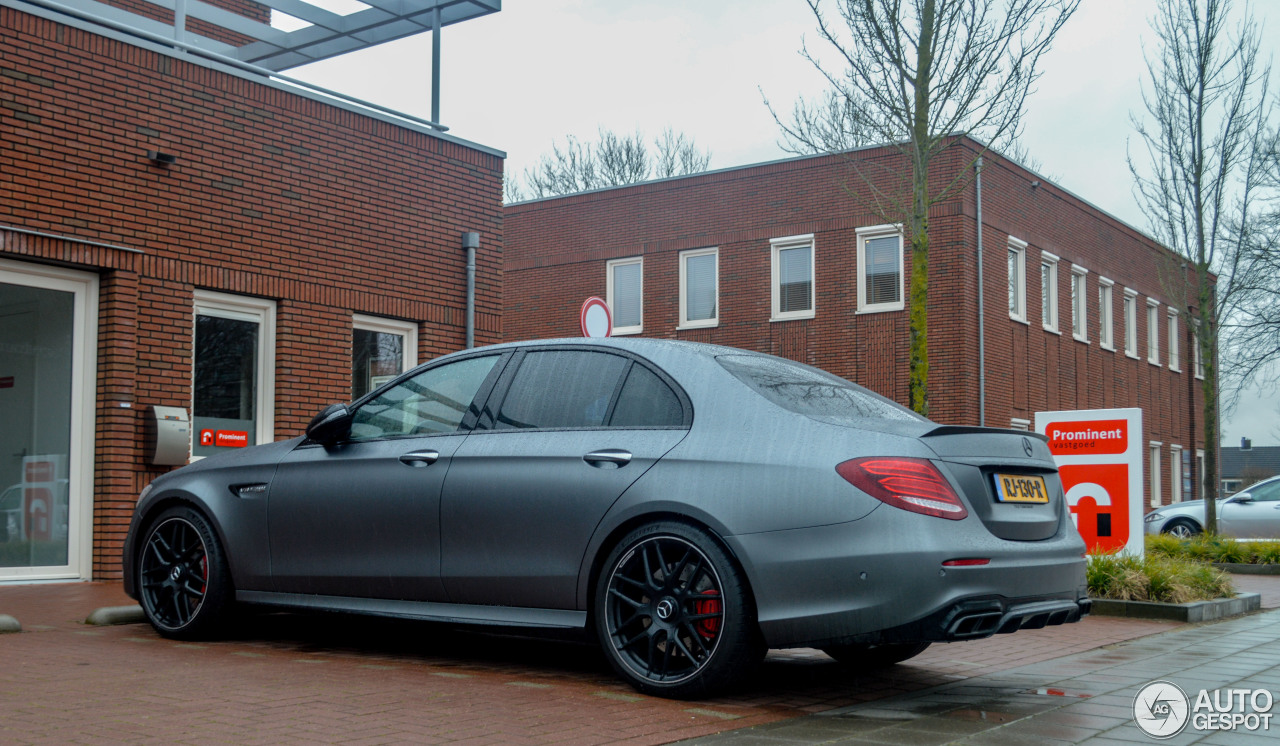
[1040,251,1059,333]
[1197,449,1206,500]
[1170,444,1183,502]
[772,234,817,321]
[855,225,903,314]
[1123,288,1139,358]
[1098,277,1115,351]
[678,247,719,329]
[1010,417,1031,431]
[1150,441,1163,507]
[606,257,644,335]
[1192,319,1205,380]
[353,314,419,392]
[192,290,276,458]
[1071,265,1088,342]
[1007,237,1028,324]
[1168,308,1181,372]
[0,259,99,582]
[1147,299,1160,365]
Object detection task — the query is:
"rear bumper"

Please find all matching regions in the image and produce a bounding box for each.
[726,504,1089,649]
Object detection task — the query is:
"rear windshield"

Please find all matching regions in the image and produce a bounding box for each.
[716,354,924,422]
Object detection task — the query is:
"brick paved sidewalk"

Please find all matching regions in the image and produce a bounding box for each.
[680,595,1280,744]
[0,581,1181,745]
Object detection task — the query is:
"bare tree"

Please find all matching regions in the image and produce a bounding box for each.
[508,127,711,201]
[771,0,1078,415]
[1129,0,1274,532]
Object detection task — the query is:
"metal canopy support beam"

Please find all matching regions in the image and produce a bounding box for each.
[21,0,500,74]
[431,5,440,123]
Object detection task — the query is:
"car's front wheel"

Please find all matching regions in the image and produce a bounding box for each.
[594,521,764,699]
[822,641,931,669]
[1162,518,1202,539]
[137,505,233,640]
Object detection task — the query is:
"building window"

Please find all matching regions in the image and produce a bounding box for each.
[192,291,275,460]
[607,257,643,335]
[1041,251,1059,333]
[1170,444,1183,502]
[772,234,816,320]
[1010,417,1031,431]
[1098,277,1114,350]
[1196,449,1206,500]
[1007,237,1027,323]
[1150,442,1162,507]
[352,315,417,400]
[678,247,718,329]
[1123,289,1138,357]
[856,226,902,314]
[1168,308,1180,371]
[1193,319,1205,379]
[1071,265,1088,341]
[1147,299,1160,364]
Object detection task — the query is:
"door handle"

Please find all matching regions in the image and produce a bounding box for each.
[584,449,632,468]
[399,450,440,466]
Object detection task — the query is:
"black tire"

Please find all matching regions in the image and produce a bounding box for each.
[136,505,233,640]
[594,521,765,699]
[1162,518,1202,539]
[822,641,931,668]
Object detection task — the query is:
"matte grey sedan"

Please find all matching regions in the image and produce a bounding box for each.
[123,338,1089,698]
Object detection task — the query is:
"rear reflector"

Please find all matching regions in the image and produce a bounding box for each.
[942,558,991,566]
[836,457,969,520]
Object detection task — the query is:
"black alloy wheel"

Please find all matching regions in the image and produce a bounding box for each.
[138,506,232,639]
[596,522,764,698]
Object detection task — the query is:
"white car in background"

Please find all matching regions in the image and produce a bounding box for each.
[1144,475,1280,539]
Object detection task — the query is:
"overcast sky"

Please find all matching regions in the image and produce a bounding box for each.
[287,0,1279,445]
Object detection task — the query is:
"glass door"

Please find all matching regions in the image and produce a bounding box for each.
[0,260,97,580]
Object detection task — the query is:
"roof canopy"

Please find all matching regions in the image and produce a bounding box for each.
[41,0,499,71]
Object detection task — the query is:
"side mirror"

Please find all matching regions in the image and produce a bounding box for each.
[306,403,352,444]
[1229,493,1253,504]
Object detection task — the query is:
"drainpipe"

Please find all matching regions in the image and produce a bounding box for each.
[975,158,986,427]
[462,232,479,349]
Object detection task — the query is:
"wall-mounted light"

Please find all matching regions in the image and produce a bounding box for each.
[1030,180,1041,189]
[146,150,177,166]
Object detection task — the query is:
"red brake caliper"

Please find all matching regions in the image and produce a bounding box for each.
[694,589,721,638]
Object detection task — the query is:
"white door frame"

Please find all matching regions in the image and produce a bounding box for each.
[0,259,98,582]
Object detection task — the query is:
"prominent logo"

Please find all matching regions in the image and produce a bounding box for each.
[1134,681,1190,738]
[1022,437,1034,457]
[1061,463,1130,554]
[655,598,676,621]
[199,429,215,447]
[1046,419,1128,456]
[214,430,248,448]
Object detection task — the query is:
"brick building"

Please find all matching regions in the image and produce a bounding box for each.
[505,138,1208,510]
[1,0,503,582]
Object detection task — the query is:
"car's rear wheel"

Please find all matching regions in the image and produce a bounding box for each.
[595,522,764,699]
[137,505,233,640]
[822,641,931,668]
[1163,518,1202,539]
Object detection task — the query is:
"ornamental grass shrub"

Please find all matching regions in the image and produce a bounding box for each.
[1144,534,1280,565]
[1087,553,1234,603]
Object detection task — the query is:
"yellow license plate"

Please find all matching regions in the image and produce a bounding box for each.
[995,474,1049,504]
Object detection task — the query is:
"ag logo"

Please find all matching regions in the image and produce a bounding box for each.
[1134,680,1190,738]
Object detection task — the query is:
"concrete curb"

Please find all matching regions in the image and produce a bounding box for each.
[85,605,146,626]
[1212,562,1280,575]
[0,614,20,633]
[1089,592,1261,622]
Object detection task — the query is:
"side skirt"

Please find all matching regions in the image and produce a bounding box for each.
[236,590,587,629]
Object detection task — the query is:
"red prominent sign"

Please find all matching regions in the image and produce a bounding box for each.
[199,429,215,447]
[1059,463,1130,554]
[1045,419,1128,456]
[215,430,248,448]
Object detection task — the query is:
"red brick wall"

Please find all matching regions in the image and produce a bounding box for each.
[505,140,1206,507]
[1,7,504,579]
[101,0,271,47]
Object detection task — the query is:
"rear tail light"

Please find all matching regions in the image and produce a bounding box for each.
[836,457,969,520]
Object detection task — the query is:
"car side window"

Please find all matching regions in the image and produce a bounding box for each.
[495,351,628,429]
[1247,480,1280,502]
[349,355,499,440]
[610,362,683,427]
